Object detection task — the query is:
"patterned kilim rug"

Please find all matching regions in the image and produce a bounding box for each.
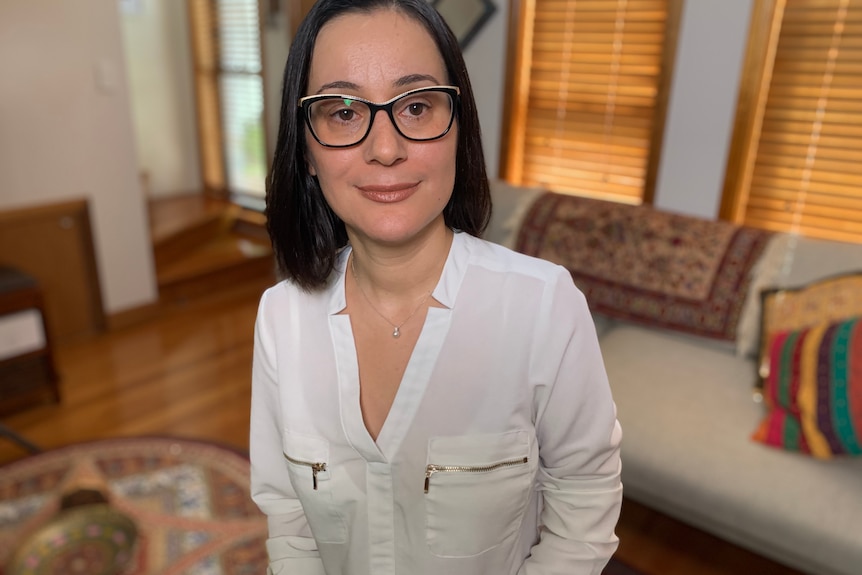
[516,192,773,341]
[0,436,268,574]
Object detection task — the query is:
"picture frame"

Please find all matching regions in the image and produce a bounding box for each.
[431,0,496,50]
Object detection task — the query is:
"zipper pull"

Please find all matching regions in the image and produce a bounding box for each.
[311,462,326,490]
[424,465,437,494]
[283,453,328,491]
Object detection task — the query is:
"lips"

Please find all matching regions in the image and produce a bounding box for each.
[357,182,419,203]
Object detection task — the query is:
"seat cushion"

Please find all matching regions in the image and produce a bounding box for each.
[600,324,862,575]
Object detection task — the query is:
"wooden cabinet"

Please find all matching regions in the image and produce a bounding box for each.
[0,267,60,415]
[0,199,104,343]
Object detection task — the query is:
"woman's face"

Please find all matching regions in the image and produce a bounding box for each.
[304,9,457,247]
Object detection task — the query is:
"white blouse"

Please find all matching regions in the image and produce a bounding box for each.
[250,232,622,575]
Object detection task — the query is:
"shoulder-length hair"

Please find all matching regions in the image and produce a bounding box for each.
[266,0,491,291]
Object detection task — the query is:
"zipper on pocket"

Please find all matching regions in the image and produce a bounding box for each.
[284,453,327,490]
[424,457,528,493]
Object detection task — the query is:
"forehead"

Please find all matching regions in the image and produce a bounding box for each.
[307,9,448,94]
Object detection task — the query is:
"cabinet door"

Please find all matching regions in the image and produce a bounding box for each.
[0,199,104,342]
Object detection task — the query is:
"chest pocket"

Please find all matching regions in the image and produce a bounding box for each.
[424,430,536,557]
[282,431,347,544]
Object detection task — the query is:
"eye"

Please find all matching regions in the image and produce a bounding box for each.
[311,97,363,124]
[406,102,429,116]
[335,108,356,122]
[397,97,433,120]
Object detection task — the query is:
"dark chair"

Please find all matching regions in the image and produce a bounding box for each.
[0,265,59,453]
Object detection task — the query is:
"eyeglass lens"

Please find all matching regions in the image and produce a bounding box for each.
[307,89,454,147]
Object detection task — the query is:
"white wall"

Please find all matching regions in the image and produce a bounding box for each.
[652,0,753,218]
[464,0,753,219]
[120,0,201,197]
[461,3,510,181]
[0,0,158,314]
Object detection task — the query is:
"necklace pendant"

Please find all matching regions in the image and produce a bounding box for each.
[392,327,400,338]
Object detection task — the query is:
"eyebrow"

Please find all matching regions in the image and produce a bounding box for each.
[314,74,441,95]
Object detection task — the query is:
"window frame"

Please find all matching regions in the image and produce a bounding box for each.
[187,0,270,202]
[720,0,785,223]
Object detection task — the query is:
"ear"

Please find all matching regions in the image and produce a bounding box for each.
[305,156,317,177]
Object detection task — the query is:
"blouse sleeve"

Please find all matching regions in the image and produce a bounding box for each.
[250,289,327,575]
[519,268,623,575]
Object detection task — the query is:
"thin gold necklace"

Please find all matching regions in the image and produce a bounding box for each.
[350,255,432,338]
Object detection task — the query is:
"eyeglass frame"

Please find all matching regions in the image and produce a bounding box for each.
[298,85,461,148]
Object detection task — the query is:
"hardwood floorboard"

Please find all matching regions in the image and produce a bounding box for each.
[0,270,805,575]
[615,498,804,575]
[0,276,268,465]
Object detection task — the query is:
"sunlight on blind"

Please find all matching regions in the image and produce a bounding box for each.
[221,74,266,195]
[218,1,262,73]
[217,0,266,196]
[744,0,862,242]
[508,0,670,205]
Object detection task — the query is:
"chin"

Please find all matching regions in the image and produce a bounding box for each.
[368,218,445,245]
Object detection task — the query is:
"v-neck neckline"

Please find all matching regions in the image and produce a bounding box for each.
[325,234,474,461]
[330,308,451,462]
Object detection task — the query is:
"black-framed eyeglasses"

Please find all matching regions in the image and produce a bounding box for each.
[299,85,460,148]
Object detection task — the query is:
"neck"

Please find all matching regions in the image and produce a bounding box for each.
[348,227,453,302]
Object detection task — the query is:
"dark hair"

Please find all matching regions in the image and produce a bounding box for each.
[266,0,491,291]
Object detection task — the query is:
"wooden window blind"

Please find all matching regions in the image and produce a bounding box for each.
[502,0,680,205]
[189,0,267,198]
[721,0,862,243]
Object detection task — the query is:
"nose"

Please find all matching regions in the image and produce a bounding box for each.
[363,109,406,166]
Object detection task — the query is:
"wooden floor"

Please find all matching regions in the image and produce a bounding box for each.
[0,277,271,464]
[0,195,804,574]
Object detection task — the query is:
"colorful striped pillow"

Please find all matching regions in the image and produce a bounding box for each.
[753,316,862,458]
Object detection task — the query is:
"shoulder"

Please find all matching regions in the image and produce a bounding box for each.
[462,233,575,288]
[257,277,332,315]
[458,235,594,356]
[452,233,588,320]
[259,279,300,308]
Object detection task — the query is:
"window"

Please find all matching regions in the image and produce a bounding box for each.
[721,0,862,243]
[501,0,681,205]
[189,0,268,201]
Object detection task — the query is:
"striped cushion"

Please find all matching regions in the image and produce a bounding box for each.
[753,316,862,458]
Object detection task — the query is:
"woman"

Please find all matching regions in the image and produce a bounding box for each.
[250,1,622,574]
